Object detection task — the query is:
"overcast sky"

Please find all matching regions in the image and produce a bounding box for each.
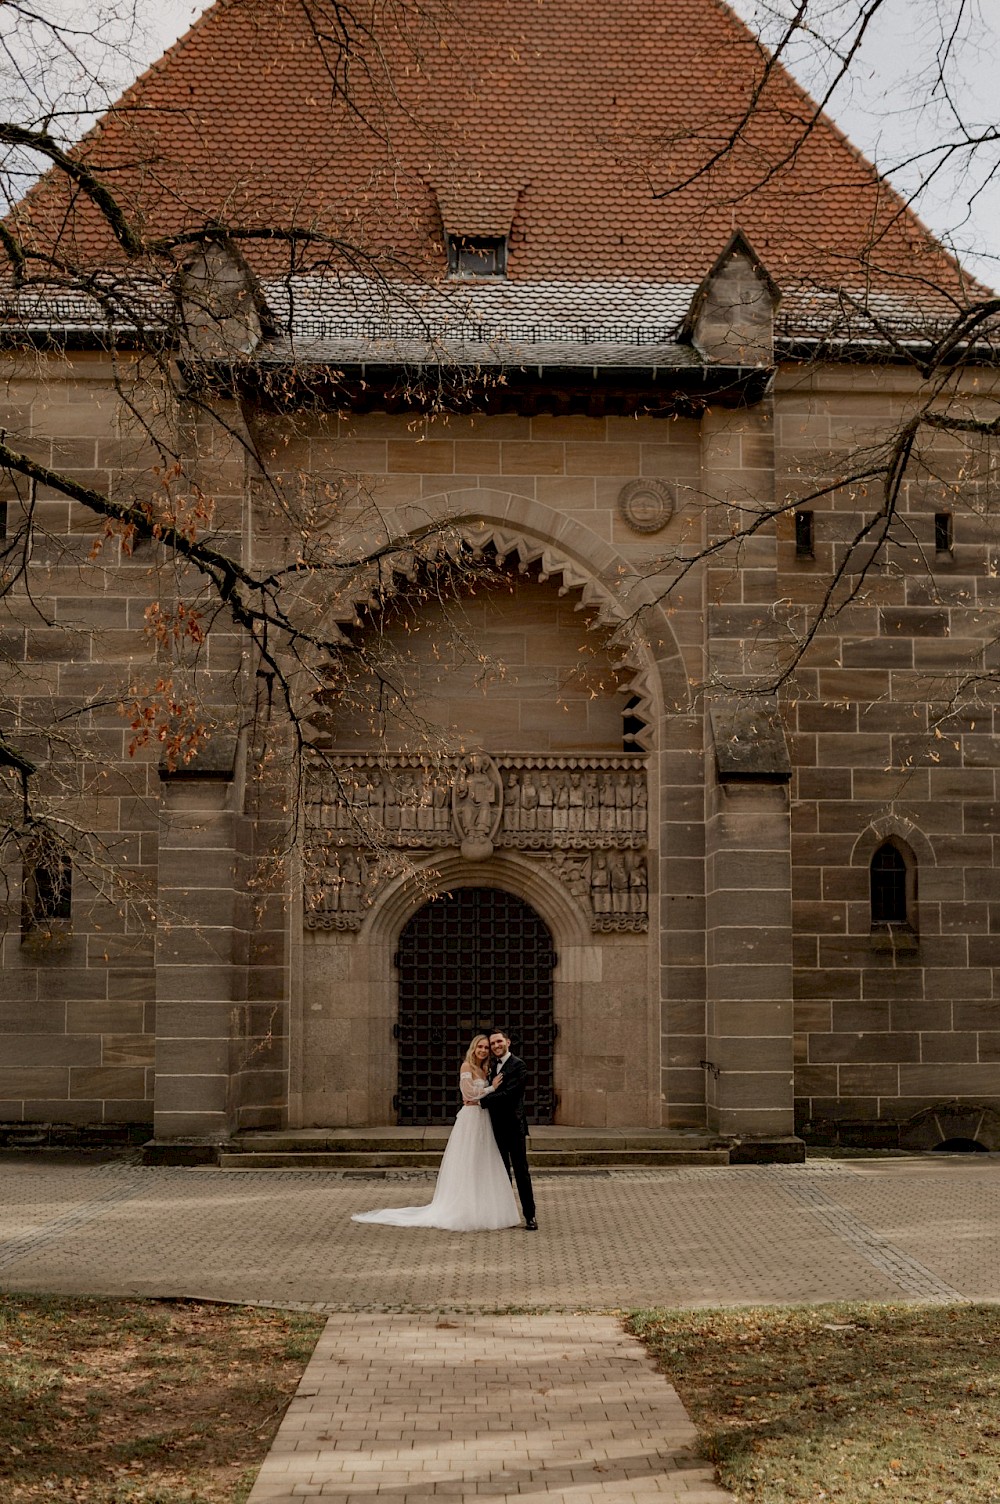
[17,0,1000,287]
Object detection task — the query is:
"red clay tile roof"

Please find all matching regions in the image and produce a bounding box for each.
[9,0,980,326]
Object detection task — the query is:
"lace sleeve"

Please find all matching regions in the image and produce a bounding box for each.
[460,1071,489,1102]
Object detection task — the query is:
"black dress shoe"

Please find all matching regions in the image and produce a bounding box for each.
[524,1217,538,1231]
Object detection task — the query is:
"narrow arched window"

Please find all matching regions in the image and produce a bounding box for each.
[870,842,907,925]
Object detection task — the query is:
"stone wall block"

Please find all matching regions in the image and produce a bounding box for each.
[898,1063,1000,1096]
[69,1066,146,1099]
[794,1065,838,1098]
[2,1036,100,1068]
[0,1068,69,1099]
[65,1001,144,1034]
[837,1064,900,1095]
[831,1000,891,1032]
[919,1031,980,1062]
[0,1001,65,1033]
[810,1031,919,1065]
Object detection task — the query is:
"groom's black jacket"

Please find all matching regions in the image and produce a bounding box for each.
[482,1053,529,1135]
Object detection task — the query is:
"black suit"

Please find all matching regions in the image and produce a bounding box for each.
[482,1052,535,1221]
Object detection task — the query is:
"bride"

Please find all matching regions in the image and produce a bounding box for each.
[351,1035,521,1231]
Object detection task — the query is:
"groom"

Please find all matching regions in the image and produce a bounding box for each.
[480,1027,537,1231]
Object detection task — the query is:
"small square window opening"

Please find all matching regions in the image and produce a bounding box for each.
[447,235,507,278]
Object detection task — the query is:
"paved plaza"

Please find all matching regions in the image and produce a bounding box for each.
[2,1153,998,1308]
[4,1154,1000,1501]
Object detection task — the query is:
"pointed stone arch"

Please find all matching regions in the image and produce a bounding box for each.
[850,816,937,870]
[316,489,690,732]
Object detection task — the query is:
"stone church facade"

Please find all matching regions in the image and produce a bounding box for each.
[2,0,999,1155]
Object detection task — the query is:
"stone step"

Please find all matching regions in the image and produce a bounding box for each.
[145,1130,803,1168]
[223,1129,727,1154]
[215,1147,731,1170]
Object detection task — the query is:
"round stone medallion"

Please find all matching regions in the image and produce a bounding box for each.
[617,478,675,535]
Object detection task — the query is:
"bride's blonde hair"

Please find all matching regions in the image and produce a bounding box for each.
[463,1034,490,1075]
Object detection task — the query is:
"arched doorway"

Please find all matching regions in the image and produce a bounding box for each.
[395,887,556,1125]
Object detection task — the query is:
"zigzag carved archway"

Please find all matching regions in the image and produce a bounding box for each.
[312,519,659,748]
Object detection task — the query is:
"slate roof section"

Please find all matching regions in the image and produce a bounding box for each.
[2,271,987,366]
[7,0,983,345]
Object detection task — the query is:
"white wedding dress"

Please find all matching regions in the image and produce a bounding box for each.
[352,1073,521,1231]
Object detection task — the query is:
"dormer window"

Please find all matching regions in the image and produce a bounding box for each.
[447,234,507,278]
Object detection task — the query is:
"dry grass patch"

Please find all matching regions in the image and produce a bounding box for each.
[629,1302,1000,1504]
[0,1295,325,1503]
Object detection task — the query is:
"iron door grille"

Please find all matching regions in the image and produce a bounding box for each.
[395,887,556,1125]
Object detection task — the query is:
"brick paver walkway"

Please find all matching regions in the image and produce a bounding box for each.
[4,1153,1000,1502]
[247,1314,732,1503]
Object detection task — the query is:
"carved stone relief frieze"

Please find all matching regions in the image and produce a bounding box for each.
[303,846,371,931]
[304,752,649,933]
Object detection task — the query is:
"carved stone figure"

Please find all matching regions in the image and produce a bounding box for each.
[599,777,616,833]
[367,771,385,825]
[503,772,521,831]
[340,851,362,911]
[584,772,599,832]
[398,771,417,831]
[627,851,647,914]
[538,772,554,832]
[553,777,569,832]
[632,776,647,833]
[615,773,632,832]
[433,777,451,831]
[322,850,341,912]
[609,850,629,913]
[591,853,611,914]
[383,778,399,831]
[547,851,591,902]
[568,771,585,833]
[417,778,435,832]
[453,753,502,859]
[520,772,539,831]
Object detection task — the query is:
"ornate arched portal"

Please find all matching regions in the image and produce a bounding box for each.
[395,887,556,1125]
[292,505,686,1131]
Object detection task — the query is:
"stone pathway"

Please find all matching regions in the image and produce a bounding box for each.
[247,1314,733,1503]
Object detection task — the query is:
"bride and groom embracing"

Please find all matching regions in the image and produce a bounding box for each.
[352,1028,537,1232]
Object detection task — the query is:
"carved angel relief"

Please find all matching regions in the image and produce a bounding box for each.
[304,753,649,932]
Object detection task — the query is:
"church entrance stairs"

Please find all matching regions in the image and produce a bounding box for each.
[185,1125,802,1170]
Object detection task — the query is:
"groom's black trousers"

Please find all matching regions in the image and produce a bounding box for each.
[490,1120,535,1221]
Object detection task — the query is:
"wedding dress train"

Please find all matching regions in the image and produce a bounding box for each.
[351,1073,521,1231]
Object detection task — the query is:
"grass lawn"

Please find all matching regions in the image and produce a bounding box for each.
[0,1295,325,1503]
[630,1302,1000,1504]
[5,1296,1000,1504]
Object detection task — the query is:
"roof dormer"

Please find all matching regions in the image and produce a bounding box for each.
[681,231,780,366]
[434,176,522,279]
